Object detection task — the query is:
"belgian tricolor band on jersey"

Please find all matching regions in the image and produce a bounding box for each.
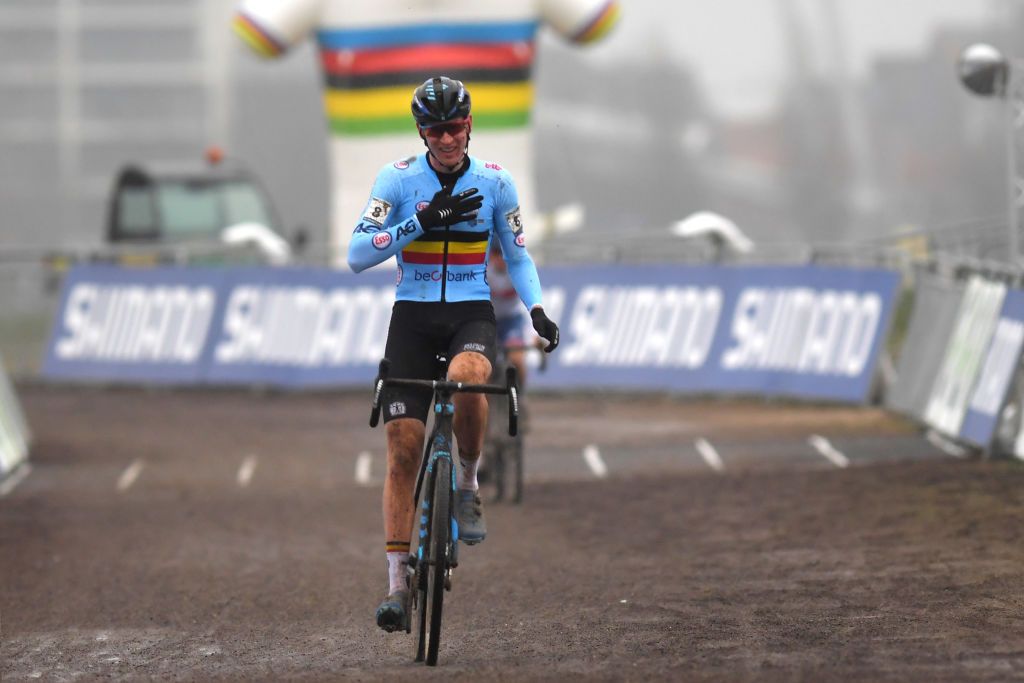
[401,230,489,265]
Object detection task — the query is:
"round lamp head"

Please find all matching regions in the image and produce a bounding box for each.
[958,43,1009,97]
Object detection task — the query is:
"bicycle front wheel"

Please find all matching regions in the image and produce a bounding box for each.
[425,456,451,666]
[414,441,435,663]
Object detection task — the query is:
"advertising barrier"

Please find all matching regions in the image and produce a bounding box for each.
[959,288,1024,447]
[885,273,966,420]
[923,276,1007,437]
[0,354,31,479]
[44,264,900,403]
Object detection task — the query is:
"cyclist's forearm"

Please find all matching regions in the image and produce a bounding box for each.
[505,255,543,310]
[347,217,424,272]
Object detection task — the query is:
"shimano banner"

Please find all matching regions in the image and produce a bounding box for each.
[44,264,899,402]
[43,266,227,383]
[534,264,899,402]
[959,288,1024,447]
[924,276,1007,437]
[43,265,394,385]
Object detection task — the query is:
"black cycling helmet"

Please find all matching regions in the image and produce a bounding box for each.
[411,76,472,127]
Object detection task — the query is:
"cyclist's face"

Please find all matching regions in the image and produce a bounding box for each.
[420,118,470,168]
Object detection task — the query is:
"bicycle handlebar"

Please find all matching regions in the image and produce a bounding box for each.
[369,357,519,436]
[381,377,511,395]
[368,358,390,428]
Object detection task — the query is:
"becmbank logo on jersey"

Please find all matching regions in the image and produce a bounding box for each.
[413,270,479,282]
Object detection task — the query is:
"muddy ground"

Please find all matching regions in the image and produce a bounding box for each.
[2,385,1023,681]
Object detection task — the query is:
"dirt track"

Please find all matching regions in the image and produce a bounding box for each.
[3,385,1024,681]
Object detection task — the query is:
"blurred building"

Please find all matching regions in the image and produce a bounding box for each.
[865,28,1005,250]
[0,0,234,248]
[0,0,1011,264]
[534,46,710,253]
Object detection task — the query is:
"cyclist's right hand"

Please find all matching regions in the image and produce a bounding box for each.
[416,187,483,230]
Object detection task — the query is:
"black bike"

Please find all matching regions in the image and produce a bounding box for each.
[369,355,518,666]
[481,342,546,504]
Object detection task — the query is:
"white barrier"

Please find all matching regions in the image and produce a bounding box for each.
[0,353,31,479]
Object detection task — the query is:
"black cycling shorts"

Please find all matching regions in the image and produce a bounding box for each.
[382,300,496,424]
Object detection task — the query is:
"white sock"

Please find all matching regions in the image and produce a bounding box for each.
[458,456,480,491]
[387,551,408,594]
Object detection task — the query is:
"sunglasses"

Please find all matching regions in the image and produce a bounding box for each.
[421,121,468,138]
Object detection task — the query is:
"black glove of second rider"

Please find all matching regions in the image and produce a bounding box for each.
[530,307,560,352]
[416,187,483,230]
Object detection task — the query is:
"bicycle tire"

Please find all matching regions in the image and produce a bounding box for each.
[415,555,428,661]
[414,443,435,663]
[512,436,524,504]
[493,442,506,502]
[425,456,451,666]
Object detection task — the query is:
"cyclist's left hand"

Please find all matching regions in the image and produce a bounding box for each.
[530,307,559,352]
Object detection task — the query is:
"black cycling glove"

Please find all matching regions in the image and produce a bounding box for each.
[416,187,483,230]
[530,307,560,352]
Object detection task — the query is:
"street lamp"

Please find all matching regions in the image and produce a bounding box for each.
[958,43,1021,265]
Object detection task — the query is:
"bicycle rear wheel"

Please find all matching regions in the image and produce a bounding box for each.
[512,436,524,504]
[424,456,451,666]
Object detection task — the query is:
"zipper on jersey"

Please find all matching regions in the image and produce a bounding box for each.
[440,223,450,302]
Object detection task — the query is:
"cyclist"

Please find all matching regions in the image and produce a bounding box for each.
[347,76,560,633]
[487,242,543,388]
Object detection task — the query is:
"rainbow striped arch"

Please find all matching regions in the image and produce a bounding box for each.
[573,1,620,43]
[315,21,543,137]
[234,1,620,138]
[233,13,286,58]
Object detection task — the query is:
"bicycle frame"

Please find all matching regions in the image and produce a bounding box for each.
[369,356,517,666]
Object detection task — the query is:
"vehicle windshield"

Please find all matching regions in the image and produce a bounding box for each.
[155,179,277,239]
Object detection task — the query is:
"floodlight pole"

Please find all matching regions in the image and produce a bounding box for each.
[1007,62,1024,266]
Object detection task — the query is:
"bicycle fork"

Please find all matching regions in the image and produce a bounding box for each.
[416,402,460,589]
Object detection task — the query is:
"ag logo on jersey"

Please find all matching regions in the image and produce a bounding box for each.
[363,197,392,227]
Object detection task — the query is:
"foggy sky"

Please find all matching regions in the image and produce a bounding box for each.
[553,0,996,118]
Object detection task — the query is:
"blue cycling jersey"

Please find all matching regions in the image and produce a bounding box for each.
[347,153,543,310]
